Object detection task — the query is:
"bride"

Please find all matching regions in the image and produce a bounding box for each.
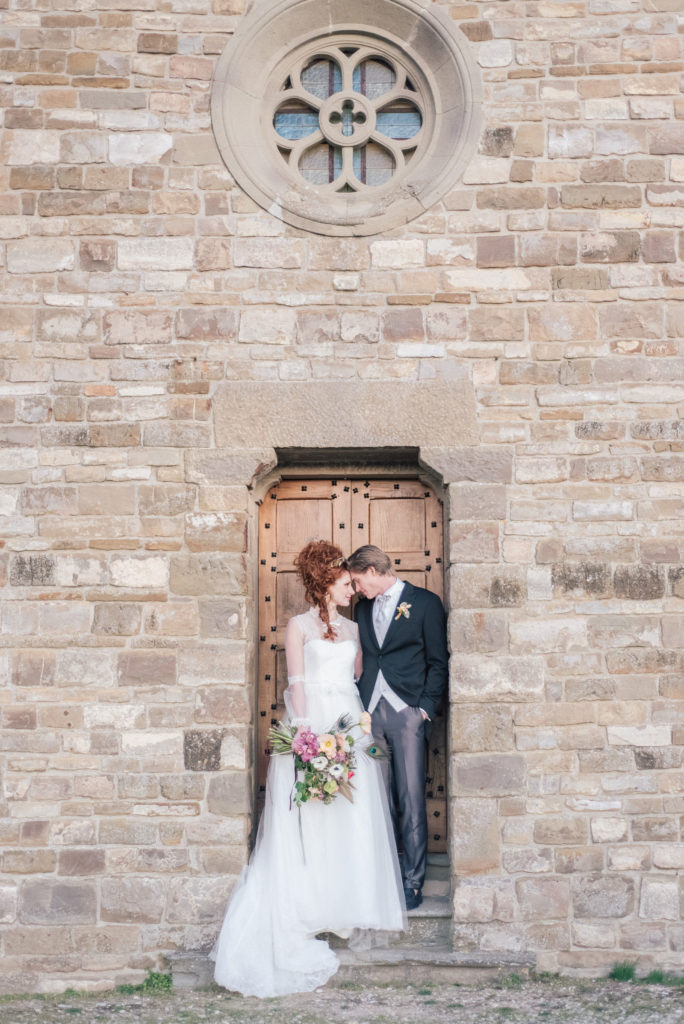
[211,540,406,996]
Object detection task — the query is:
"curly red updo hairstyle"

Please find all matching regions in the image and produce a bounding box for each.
[294,540,348,640]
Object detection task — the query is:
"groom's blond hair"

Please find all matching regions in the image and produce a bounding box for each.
[347,545,392,575]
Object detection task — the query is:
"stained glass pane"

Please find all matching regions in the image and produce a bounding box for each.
[274,101,319,140]
[353,58,395,99]
[376,105,421,140]
[299,143,342,184]
[301,58,342,100]
[357,142,394,186]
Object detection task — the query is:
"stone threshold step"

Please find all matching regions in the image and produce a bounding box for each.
[330,946,536,986]
[337,945,535,969]
[407,895,450,917]
[168,947,537,992]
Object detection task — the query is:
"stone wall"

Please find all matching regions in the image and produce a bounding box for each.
[1,0,683,993]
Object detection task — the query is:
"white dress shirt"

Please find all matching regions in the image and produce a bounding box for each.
[368,578,408,714]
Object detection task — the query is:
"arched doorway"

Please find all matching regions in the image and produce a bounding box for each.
[256,475,447,852]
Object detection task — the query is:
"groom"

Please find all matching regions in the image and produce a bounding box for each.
[348,545,449,911]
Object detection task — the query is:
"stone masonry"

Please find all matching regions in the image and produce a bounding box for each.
[0,0,683,994]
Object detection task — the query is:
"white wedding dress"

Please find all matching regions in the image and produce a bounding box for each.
[211,608,406,997]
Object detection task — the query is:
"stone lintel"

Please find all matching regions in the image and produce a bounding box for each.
[213,381,479,450]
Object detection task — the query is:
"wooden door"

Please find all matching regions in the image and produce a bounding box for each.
[257,477,447,852]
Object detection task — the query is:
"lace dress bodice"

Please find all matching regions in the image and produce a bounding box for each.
[284,609,362,731]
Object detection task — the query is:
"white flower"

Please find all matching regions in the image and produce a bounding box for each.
[328,763,345,778]
[312,756,328,771]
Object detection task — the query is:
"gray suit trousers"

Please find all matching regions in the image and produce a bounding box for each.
[371,697,427,892]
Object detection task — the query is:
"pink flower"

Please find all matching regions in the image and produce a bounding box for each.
[292,727,320,763]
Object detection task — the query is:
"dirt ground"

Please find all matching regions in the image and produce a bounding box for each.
[0,976,683,1024]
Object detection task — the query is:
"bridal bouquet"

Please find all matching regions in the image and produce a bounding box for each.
[267,712,375,807]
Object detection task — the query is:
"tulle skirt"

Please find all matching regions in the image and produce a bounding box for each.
[211,714,406,997]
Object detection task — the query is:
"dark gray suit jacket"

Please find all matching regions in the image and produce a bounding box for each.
[354,581,449,721]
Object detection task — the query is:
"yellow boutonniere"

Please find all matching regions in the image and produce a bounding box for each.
[394,602,411,620]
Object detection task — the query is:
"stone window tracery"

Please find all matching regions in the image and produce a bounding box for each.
[211,0,482,236]
[272,46,423,191]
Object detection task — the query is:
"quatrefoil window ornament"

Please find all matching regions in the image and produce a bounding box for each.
[272,47,423,192]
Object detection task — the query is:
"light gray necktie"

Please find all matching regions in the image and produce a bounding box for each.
[374,593,392,646]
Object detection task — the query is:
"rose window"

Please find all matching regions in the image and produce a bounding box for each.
[211,0,482,235]
[272,47,423,192]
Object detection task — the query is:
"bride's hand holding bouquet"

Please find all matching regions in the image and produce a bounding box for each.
[267,711,380,807]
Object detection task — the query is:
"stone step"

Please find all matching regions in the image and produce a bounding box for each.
[168,953,214,990]
[324,896,451,949]
[423,877,450,897]
[331,944,536,986]
[168,946,536,992]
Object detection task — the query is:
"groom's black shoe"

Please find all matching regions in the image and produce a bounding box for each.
[404,886,423,911]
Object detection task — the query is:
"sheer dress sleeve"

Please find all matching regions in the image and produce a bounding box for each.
[283,616,308,724]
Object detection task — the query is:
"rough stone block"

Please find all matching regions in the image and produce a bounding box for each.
[517,879,571,920]
[555,847,604,875]
[165,876,233,925]
[639,877,679,921]
[99,820,156,846]
[117,237,193,271]
[170,554,246,597]
[452,878,515,923]
[451,704,515,753]
[109,132,172,165]
[370,240,424,268]
[452,755,525,796]
[12,651,56,688]
[198,599,246,639]
[9,554,56,587]
[184,730,223,772]
[121,731,182,756]
[20,880,97,924]
[110,555,169,589]
[450,798,500,874]
[449,521,500,563]
[238,308,296,345]
[194,686,250,725]
[469,307,525,342]
[448,484,506,520]
[572,875,635,919]
[92,603,142,636]
[450,655,544,703]
[528,305,597,343]
[101,878,165,923]
[533,818,587,845]
[58,850,106,876]
[613,566,665,601]
[607,725,671,747]
[117,651,176,687]
[552,563,611,598]
[207,772,250,815]
[176,308,237,341]
[420,448,512,484]
[572,921,616,949]
[103,310,173,346]
[178,646,245,687]
[581,231,640,263]
[7,238,75,274]
[184,512,246,553]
